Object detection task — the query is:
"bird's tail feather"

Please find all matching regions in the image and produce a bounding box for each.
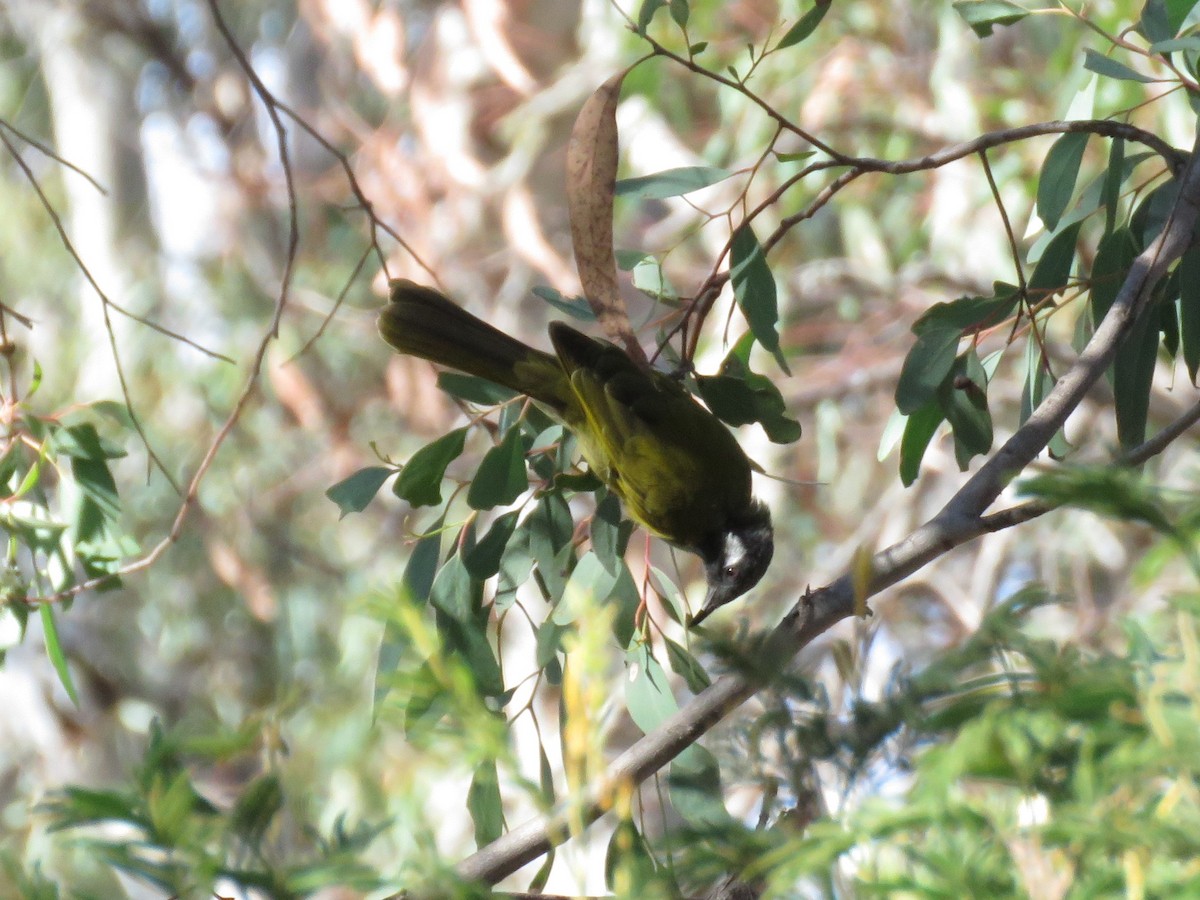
[379,280,563,406]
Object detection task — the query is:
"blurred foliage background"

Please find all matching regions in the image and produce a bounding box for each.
[1,0,1199,897]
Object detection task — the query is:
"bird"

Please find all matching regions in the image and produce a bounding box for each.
[378,279,773,626]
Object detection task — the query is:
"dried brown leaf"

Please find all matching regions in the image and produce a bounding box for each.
[566,67,647,365]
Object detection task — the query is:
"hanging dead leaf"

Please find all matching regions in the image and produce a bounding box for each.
[566,67,648,366]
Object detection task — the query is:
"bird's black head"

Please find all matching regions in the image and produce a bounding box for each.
[689,500,774,627]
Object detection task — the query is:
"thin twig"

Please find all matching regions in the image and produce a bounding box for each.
[0,118,109,194]
[0,128,181,492]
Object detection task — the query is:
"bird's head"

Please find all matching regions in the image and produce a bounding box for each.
[689,500,774,627]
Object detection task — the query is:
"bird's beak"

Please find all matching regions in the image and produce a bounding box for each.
[687,584,723,628]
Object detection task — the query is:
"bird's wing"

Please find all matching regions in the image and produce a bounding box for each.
[550,324,746,544]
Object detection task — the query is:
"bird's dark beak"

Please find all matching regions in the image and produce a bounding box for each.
[687,583,724,628]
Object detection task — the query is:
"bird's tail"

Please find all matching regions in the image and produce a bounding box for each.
[379,280,567,409]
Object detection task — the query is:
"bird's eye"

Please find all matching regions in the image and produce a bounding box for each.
[724,565,737,577]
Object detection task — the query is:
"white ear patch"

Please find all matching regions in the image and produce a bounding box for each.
[723,532,747,568]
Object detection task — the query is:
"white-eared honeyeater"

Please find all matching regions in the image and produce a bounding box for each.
[378,279,773,625]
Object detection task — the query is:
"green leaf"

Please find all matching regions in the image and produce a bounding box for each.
[669,0,688,27]
[669,745,735,829]
[1161,286,1181,359]
[433,606,504,697]
[393,428,468,508]
[553,470,604,494]
[552,551,620,625]
[1165,0,1199,34]
[538,543,576,603]
[899,402,944,487]
[1089,227,1137,327]
[429,554,481,624]
[616,166,734,201]
[531,286,596,320]
[591,492,625,572]
[464,510,520,580]
[664,636,711,693]
[1037,133,1088,232]
[51,785,140,825]
[85,399,134,429]
[537,744,556,806]
[27,359,42,399]
[436,372,517,406]
[404,529,442,605]
[1113,295,1162,450]
[625,643,677,734]
[1149,35,1200,54]
[605,818,658,891]
[615,249,649,271]
[535,617,567,669]
[730,224,790,374]
[911,288,1020,334]
[1083,48,1156,83]
[1140,0,1175,42]
[1018,339,1071,458]
[11,439,49,500]
[467,759,503,848]
[496,521,534,598]
[776,2,831,50]
[696,371,802,442]
[40,604,79,706]
[467,427,529,510]
[326,466,393,518]
[54,423,126,461]
[230,774,283,841]
[1019,336,1050,426]
[1131,180,1180,249]
[71,456,121,532]
[695,336,802,443]
[608,564,642,648]
[1101,137,1125,235]
[938,350,993,469]
[1017,336,1075,458]
[1028,222,1082,298]
[636,0,667,32]
[953,0,1029,37]
[527,491,574,559]
[1179,243,1200,383]
[895,326,960,415]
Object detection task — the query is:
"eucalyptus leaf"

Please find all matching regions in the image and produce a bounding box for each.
[730,224,790,374]
[896,327,960,415]
[953,0,1029,37]
[615,166,732,200]
[467,427,530,510]
[1083,49,1156,83]
[776,2,831,49]
[900,402,945,487]
[1037,133,1088,231]
[326,466,393,518]
[394,428,468,508]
